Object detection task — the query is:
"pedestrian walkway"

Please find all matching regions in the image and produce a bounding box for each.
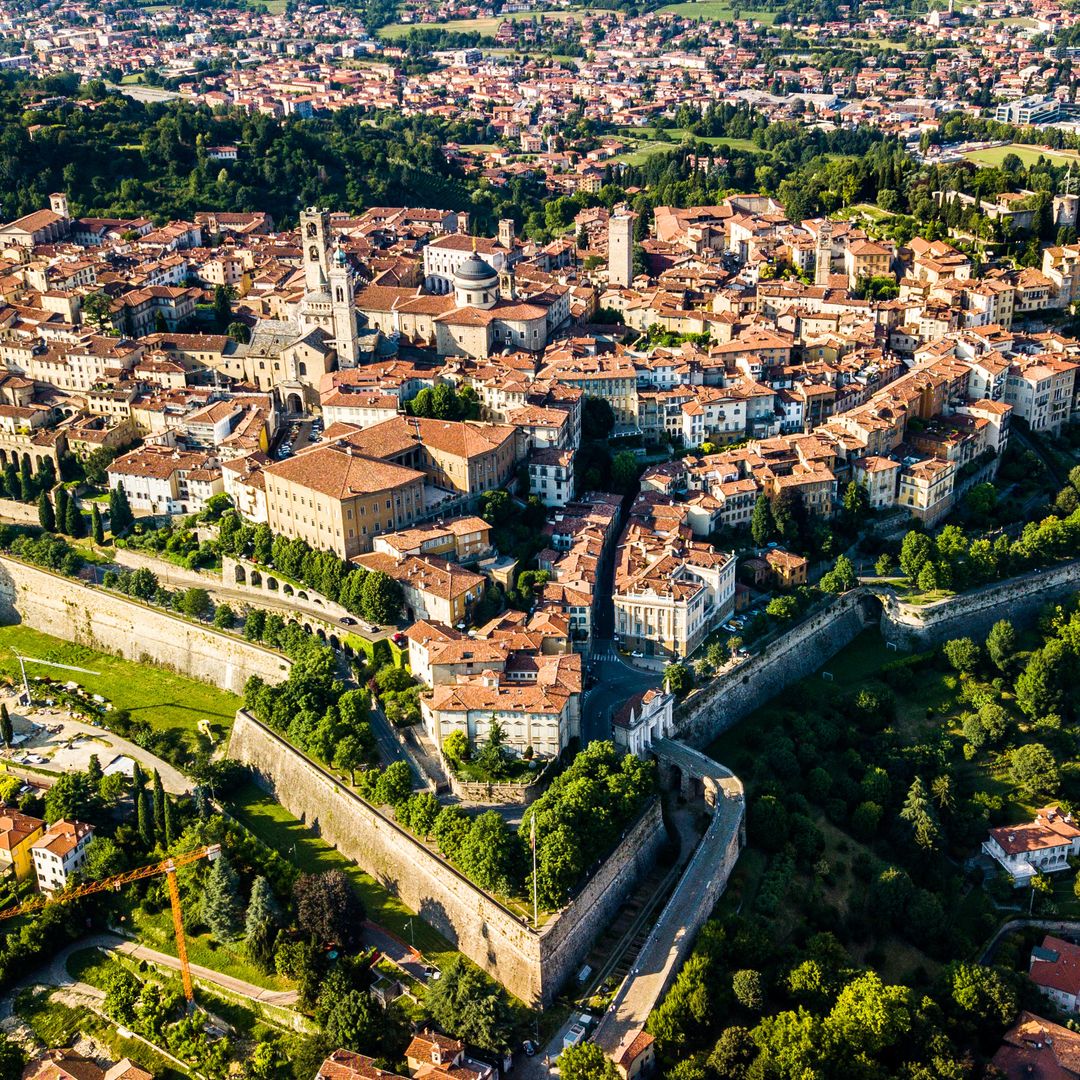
[111,941,298,1006]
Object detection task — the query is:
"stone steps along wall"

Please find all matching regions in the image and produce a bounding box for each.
[0,555,291,693]
[227,708,666,1008]
[879,559,1080,649]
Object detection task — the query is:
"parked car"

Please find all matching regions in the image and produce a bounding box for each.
[521,1042,536,1058]
[340,617,357,626]
[392,631,406,644]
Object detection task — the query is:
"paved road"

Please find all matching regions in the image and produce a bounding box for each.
[582,641,660,746]
[363,919,431,983]
[593,749,744,1064]
[0,932,300,1020]
[2,694,190,794]
[581,499,660,745]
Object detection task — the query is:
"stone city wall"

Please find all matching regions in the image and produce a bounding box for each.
[676,562,1080,749]
[878,560,1080,648]
[0,556,290,693]
[675,592,876,748]
[228,708,665,1007]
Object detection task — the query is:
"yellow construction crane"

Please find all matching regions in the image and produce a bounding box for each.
[0,843,222,1004]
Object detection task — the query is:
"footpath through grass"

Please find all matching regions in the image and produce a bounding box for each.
[121,907,292,991]
[0,624,239,758]
[228,782,453,963]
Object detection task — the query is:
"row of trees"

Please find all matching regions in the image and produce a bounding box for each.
[243,630,376,771]
[37,485,99,541]
[217,510,403,623]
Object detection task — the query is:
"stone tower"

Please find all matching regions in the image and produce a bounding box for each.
[300,208,330,292]
[815,221,833,287]
[329,244,359,367]
[49,193,69,220]
[498,218,516,250]
[608,213,634,288]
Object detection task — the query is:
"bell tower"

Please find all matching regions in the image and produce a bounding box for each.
[815,221,833,287]
[300,208,330,292]
[329,244,359,367]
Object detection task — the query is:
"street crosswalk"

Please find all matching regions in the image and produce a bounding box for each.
[591,649,619,663]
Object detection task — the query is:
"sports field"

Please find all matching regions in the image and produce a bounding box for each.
[657,1,778,23]
[963,142,1080,168]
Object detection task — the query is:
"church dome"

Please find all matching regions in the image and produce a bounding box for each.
[454,253,497,284]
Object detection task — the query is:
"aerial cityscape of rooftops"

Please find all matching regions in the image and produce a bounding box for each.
[8,0,1080,1076]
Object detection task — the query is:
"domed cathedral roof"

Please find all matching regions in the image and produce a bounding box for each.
[454,253,498,285]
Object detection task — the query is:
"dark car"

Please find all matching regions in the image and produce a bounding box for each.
[340,616,357,626]
[521,1042,536,1058]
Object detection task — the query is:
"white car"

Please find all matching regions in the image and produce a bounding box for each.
[631,650,644,658]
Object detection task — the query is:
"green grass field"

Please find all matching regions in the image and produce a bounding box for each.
[833,202,896,222]
[228,782,454,963]
[963,142,1080,168]
[611,128,766,165]
[124,907,291,991]
[657,1,778,22]
[0,624,239,759]
[379,9,580,38]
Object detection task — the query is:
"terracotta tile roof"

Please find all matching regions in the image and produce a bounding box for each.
[316,1050,408,1080]
[31,818,92,859]
[990,807,1080,857]
[0,810,43,852]
[993,1012,1080,1079]
[265,443,424,500]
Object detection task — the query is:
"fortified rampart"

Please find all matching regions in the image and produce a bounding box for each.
[676,562,1080,748]
[0,556,290,693]
[675,591,877,747]
[595,742,744,1063]
[878,559,1080,648]
[227,709,665,1007]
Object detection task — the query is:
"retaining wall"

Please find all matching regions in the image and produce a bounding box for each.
[675,591,877,748]
[0,556,290,693]
[878,559,1080,648]
[0,498,45,527]
[227,709,665,1007]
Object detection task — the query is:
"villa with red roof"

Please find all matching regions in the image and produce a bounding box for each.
[983,806,1080,886]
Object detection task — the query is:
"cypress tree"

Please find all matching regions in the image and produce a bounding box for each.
[3,464,17,501]
[137,788,154,849]
[131,760,144,794]
[0,703,11,748]
[91,503,105,545]
[54,486,69,534]
[152,769,165,838]
[37,492,55,532]
[18,458,32,502]
[109,483,133,536]
[65,497,84,539]
[163,794,175,846]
